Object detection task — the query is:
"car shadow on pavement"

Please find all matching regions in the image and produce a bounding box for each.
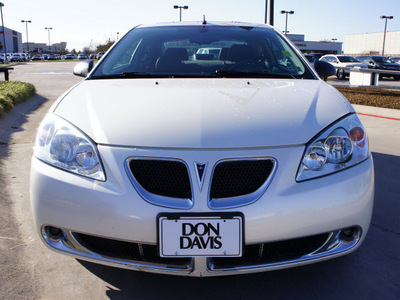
[77,151,400,300]
[0,93,48,298]
[0,93,47,156]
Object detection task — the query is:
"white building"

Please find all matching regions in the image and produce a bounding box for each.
[287,34,342,55]
[0,26,23,53]
[23,42,67,53]
[344,31,400,56]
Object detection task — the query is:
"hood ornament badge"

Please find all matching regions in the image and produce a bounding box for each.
[194,162,208,192]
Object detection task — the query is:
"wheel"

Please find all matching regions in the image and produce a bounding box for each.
[336,69,346,80]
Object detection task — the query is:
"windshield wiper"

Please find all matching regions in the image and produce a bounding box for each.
[120,72,162,78]
[215,70,296,79]
[89,72,172,79]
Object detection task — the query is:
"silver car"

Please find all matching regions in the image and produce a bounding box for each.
[31,22,374,277]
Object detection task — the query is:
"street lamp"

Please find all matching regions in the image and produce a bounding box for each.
[45,27,52,52]
[0,2,7,58]
[280,10,294,36]
[21,20,31,54]
[117,32,119,40]
[173,5,188,22]
[380,15,393,56]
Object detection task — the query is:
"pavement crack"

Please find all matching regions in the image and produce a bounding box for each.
[371,222,400,236]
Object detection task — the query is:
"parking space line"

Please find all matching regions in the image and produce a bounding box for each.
[358,113,400,121]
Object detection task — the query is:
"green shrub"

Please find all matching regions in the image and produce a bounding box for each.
[0,81,36,117]
[337,87,400,110]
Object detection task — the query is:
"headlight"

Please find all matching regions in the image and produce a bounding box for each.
[296,114,369,182]
[34,113,105,181]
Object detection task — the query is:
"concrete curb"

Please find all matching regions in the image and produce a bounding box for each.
[353,104,400,120]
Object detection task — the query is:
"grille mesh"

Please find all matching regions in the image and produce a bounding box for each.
[129,159,191,199]
[210,159,274,199]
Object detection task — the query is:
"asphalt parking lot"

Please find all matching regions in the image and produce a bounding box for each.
[1,62,399,299]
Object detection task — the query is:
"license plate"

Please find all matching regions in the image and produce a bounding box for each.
[158,215,243,257]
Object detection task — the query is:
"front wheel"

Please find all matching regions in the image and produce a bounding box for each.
[336,69,346,80]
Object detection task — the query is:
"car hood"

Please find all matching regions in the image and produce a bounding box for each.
[339,62,368,68]
[53,79,353,148]
[379,63,400,69]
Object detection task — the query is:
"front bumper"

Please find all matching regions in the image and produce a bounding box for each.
[30,145,374,276]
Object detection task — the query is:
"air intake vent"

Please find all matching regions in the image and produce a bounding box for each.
[129,159,192,199]
[209,159,276,208]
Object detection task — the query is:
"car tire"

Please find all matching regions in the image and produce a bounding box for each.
[336,69,346,80]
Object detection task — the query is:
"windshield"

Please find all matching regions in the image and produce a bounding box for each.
[373,56,392,64]
[338,56,360,63]
[91,25,315,79]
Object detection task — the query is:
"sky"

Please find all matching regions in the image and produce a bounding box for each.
[2,0,400,52]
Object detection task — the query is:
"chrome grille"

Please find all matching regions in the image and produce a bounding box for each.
[126,157,276,209]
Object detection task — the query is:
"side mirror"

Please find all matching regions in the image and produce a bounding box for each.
[314,60,336,80]
[73,60,94,77]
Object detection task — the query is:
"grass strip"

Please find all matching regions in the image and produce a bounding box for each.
[337,87,400,110]
[0,81,36,118]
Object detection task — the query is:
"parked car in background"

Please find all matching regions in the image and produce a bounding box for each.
[319,55,368,80]
[356,55,400,80]
[64,54,76,60]
[47,54,58,60]
[389,56,400,64]
[10,53,24,62]
[31,55,43,61]
[304,54,317,68]
[31,21,374,277]
[78,54,89,60]
[96,52,104,60]
[20,53,28,61]
[89,54,96,59]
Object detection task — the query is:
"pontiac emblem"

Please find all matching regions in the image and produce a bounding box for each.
[194,162,208,191]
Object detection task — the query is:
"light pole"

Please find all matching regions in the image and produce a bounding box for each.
[280,10,294,36]
[380,15,393,56]
[21,20,31,54]
[117,32,119,40]
[0,2,7,58]
[173,5,188,22]
[45,27,52,52]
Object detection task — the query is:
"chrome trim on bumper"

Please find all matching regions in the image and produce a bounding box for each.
[41,225,361,276]
[41,226,194,275]
[208,228,361,273]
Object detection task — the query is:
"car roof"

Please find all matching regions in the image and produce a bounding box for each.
[135,21,274,31]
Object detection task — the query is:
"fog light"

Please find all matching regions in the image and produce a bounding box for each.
[45,226,64,241]
[340,227,358,241]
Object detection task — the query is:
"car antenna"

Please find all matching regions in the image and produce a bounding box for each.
[202,15,207,25]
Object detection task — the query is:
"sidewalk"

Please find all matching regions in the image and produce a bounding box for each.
[353,104,400,120]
